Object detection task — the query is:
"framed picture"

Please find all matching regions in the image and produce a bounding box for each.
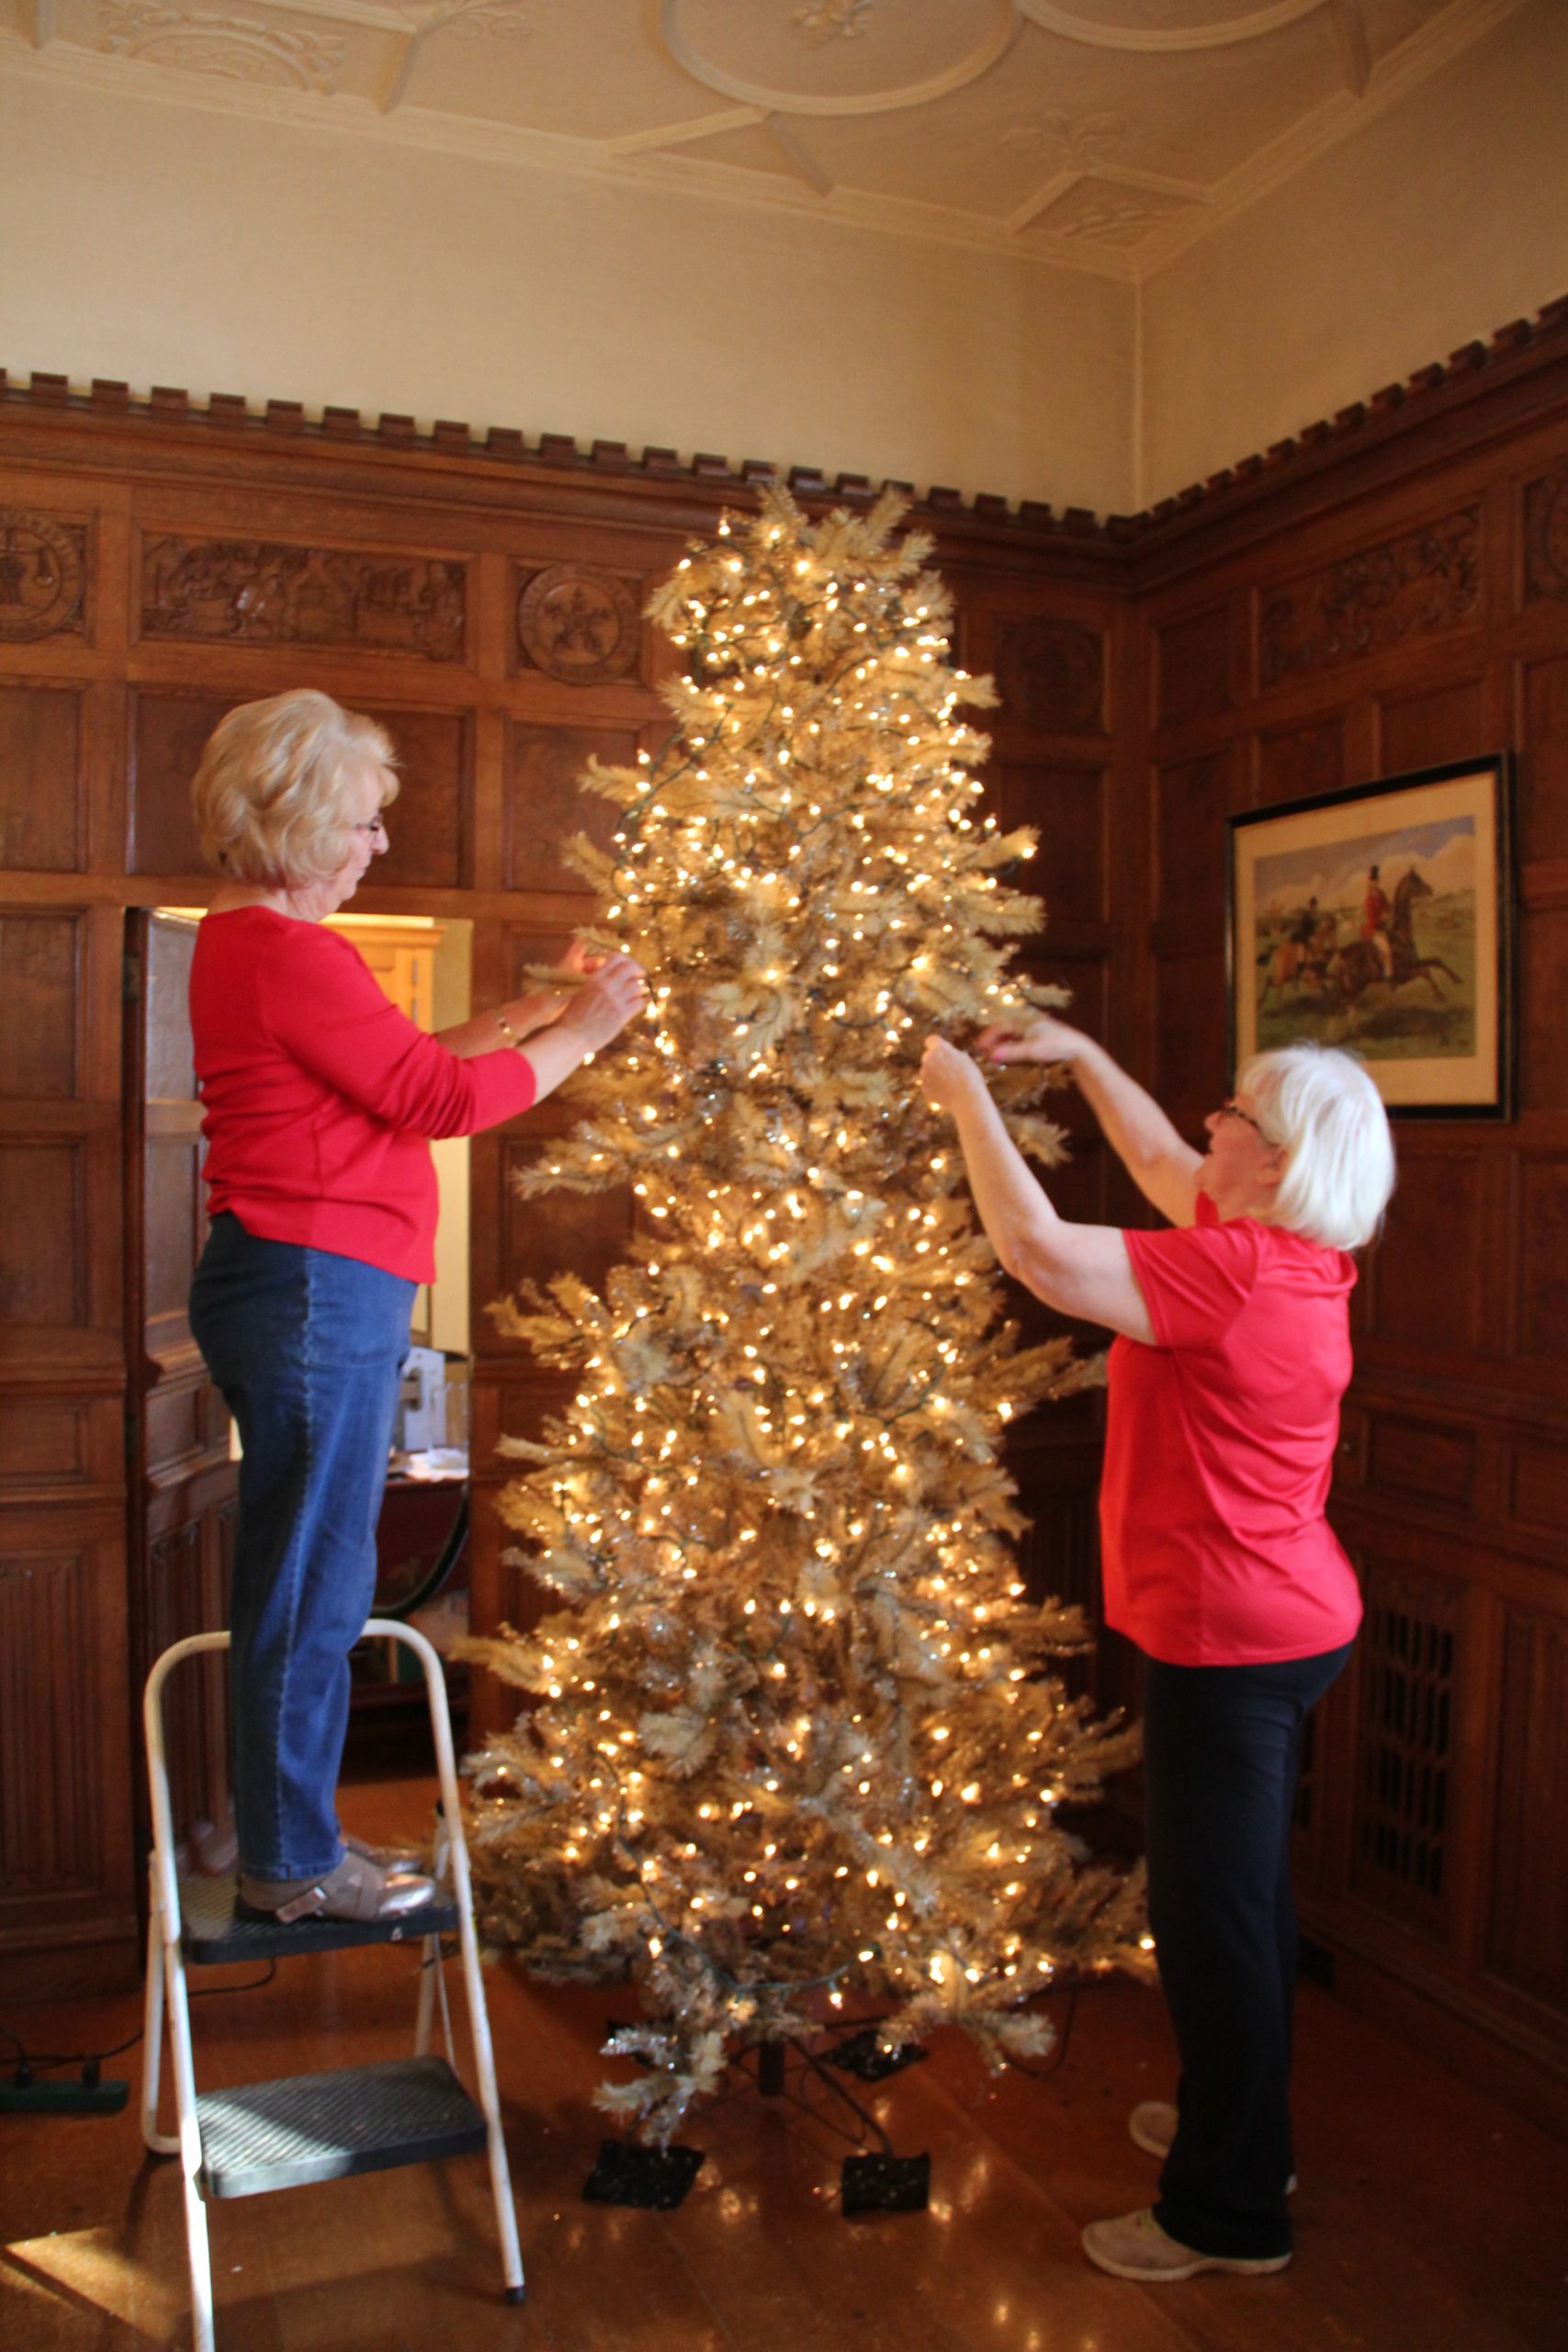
[1227,754,1514,1117]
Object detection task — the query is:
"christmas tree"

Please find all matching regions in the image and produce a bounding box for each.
[464,488,1148,2141]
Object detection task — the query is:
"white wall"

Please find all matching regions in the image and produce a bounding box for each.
[1138,0,1568,506]
[0,66,1136,514]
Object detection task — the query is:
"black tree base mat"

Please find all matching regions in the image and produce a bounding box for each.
[840,2151,931,2215]
[823,2030,930,2084]
[581,2138,706,2211]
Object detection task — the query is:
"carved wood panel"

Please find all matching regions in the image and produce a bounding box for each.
[992,616,1105,734]
[515,563,645,684]
[1523,458,1568,606]
[141,533,467,662]
[1259,505,1483,688]
[0,510,89,644]
[0,1521,133,1956]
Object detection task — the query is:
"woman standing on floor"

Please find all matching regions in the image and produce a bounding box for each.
[188,688,645,1927]
[919,1013,1394,2283]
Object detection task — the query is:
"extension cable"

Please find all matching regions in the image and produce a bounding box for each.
[0,2061,129,2115]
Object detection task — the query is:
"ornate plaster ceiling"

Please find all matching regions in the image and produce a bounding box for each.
[0,0,1527,277]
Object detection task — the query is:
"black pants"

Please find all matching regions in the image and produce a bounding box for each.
[1144,1643,1353,2260]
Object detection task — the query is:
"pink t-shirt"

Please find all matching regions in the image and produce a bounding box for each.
[191,908,537,1283]
[1100,1194,1362,1667]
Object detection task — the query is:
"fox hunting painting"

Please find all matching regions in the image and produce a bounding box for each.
[1228,758,1513,1116]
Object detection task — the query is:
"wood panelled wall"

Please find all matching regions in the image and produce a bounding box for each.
[0,401,1128,2004]
[2,327,1565,2132]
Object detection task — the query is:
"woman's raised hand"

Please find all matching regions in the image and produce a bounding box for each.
[975,1012,1090,1066]
[566,955,647,1051]
[920,1034,984,1114]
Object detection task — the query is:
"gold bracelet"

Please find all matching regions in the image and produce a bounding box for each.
[496,1014,524,1051]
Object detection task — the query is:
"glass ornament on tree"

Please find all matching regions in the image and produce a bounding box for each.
[462,487,1149,2143]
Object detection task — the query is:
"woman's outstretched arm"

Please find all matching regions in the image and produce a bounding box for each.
[920,1036,1154,1343]
[976,1013,1201,1229]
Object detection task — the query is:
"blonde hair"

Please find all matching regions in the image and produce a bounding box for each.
[191,690,398,888]
[1244,1043,1396,1251]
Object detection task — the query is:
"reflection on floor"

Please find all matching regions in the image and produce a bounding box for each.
[3,1774,1564,2352]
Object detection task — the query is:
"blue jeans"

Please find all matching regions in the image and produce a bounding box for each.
[1143,1643,1354,2260]
[189,1214,414,1881]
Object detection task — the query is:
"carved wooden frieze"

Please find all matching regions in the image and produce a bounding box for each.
[993,616,1104,733]
[1525,460,1568,603]
[1260,505,1481,687]
[516,564,642,684]
[141,536,467,661]
[0,512,88,643]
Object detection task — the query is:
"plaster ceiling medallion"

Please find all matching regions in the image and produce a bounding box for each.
[1018,0,1330,51]
[1002,108,1129,168]
[659,0,1018,117]
[794,0,878,42]
[96,0,344,90]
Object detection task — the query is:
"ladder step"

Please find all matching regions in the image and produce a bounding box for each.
[178,1873,457,1963]
[197,2055,488,2199]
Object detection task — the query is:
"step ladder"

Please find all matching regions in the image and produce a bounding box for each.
[141,1620,525,2352]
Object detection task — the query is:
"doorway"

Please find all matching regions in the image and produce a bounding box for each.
[124,909,479,1854]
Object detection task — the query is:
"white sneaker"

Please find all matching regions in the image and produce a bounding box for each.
[1083,2207,1291,2282]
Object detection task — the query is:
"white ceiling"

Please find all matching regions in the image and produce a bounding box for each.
[1,0,1527,278]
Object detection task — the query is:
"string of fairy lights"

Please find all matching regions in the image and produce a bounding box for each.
[466,488,1149,2139]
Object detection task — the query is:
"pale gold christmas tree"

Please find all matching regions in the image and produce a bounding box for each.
[464,488,1147,2141]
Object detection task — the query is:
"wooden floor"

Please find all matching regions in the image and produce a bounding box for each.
[4,1774,1566,2352]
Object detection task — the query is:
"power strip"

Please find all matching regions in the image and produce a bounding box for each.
[0,2075,129,2115]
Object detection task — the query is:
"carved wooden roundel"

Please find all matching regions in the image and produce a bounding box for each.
[517,564,641,684]
[1526,464,1568,603]
[0,511,87,642]
[994,616,1103,732]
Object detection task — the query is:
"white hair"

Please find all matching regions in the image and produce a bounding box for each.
[1243,1042,1395,1251]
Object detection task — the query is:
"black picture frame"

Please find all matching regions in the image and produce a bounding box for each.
[1225,753,1514,1118]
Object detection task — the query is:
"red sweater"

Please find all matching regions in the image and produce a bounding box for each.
[190,908,537,1282]
[1100,1195,1362,1667]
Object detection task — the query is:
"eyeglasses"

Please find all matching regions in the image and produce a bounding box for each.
[1216,1098,1270,1138]
[353,815,388,841]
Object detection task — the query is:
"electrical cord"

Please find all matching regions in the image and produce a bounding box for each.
[2,1965,276,2080]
